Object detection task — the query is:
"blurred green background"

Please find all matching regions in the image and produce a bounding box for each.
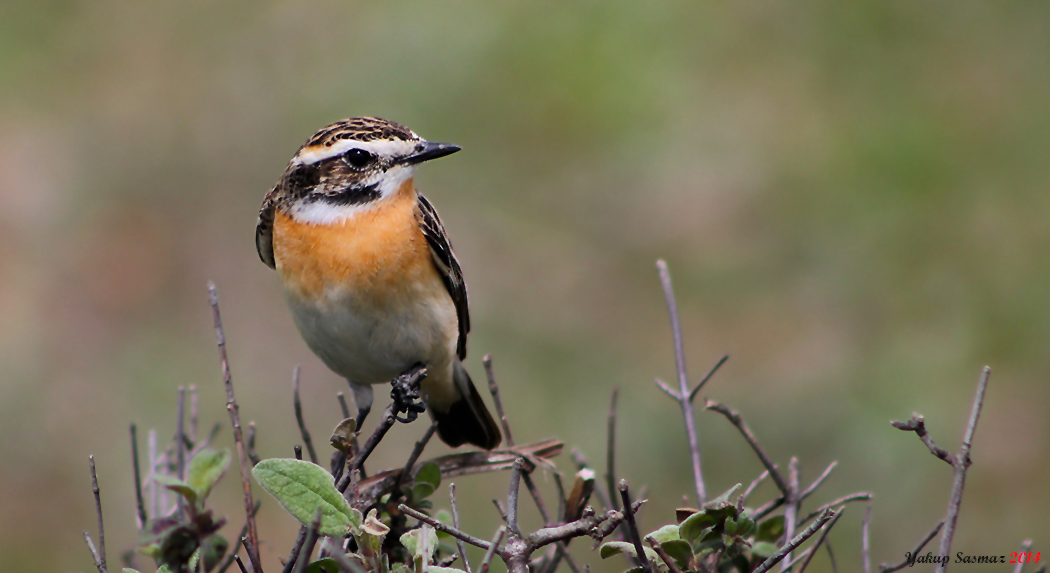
[1,1,1047,571]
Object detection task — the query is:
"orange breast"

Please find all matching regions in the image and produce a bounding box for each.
[272,179,437,305]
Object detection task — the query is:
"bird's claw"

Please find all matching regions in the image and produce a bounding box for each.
[391,364,427,423]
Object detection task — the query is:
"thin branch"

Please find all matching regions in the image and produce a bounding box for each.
[862,506,872,573]
[781,457,799,573]
[176,386,186,520]
[890,415,953,466]
[1013,540,1033,573]
[752,508,837,573]
[492,499,509,523]
[525,500,646,551]
[397,422,439,493]
[479,526,507,573]
[293,366,319,465]
[450,484,472,573]
[645,536,683,573]
[689,355,729,403]
[825,538,839,573]
[483,354,514,446]
[130,424,147,530]
[337,392,352,419]
[89,456,107,573]
[619,480,652,573]
[704,400,789,496]
[507,458,525,536]
[83,531,107,573]
[282,527,308,573]
[217,501,261,573]
[209,281,261,572]
[879,520,944,573]
[798,493,873,527]
[752,496,785,522]
[399,504,493,551]
[292,509,323,573]
[653,378,680,400]
[935,366,991,573]
[656,259,707,505]
[799,461,837,502]
[606,388,620,511]
[148,429,158,518]
[741,470,769,507]
[234,554,248,573]
[348,366,428,478]
[781,548,812,571]
[189,385,199,446]
[797,508,845,573]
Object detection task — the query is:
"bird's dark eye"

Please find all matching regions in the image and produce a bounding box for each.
[344,148,376,169]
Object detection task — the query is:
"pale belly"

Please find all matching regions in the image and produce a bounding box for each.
[283,283,458,387]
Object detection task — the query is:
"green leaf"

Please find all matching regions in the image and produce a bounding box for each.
[201,534,228,572]
[703,484,741,520]
[599,542,658,563]
[156,567,172,573]
[123,569,141,573]
[306,558,341,573]
[186,448,230,502]
[755,516,784,543]
[646,524,680,543]
[750,542,777,559]
[679,511,718,543]
[153,475,197,506]
[622,567,646,573]
[400,526,439,561]
[330,418,357,454]
[660,540,693,570]
[414,462,441,488]
[252,458,363,536]
[189,548,201,571]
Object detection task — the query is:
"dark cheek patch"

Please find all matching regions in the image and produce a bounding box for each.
[308,183,381,206]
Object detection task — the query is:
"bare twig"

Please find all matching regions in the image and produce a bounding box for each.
[645,536,683,573]
[799,461,837,502]
[862,506,872,573]
[798,493,873,527]
[1013,540,1033,573]
[483,354,514,446]
[890,415,953,466]
[484,358,553,526]
[571,448,613,512]
[689,354,728,403]
[492,499,509,523]
[879,520,944,573]
[781,548,813,571]
[399,504,493,550]
[234,554,248,573]
[217,501,261,573]
[176,386,186,519]
[246,422,260,467]
[935,366,990,573]
[293,509,323,573]
[129,424,147,530]
[83,531,107,573]
[507,458,525,535]
[782,457,799,573]
[282,527,308,573]
[825,539,839,573]
[479,526,507,573]
[88,456,107,573]
[294,445,303,460]
[704,400,789,496]
[606,388,620,511]
[797,508,845,573]
[619,480,651,573]
[741,469,769,507]
[450,484,472,573]
[397,422,439,493]
[752,508,837,573]
[189,385,199,445]
[293,366,319,465]
[148,429,159,518]
[656,259,707,505]
[337,392,352,419]
[348,366,428,478]
[209,281,262,572]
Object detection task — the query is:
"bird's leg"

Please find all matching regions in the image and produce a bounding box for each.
[347,381,374,427]
[391,364,428,423]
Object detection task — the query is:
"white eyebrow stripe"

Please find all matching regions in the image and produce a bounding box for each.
[293,138,421,166]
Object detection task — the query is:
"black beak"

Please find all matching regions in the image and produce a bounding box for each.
[401,141,461,166]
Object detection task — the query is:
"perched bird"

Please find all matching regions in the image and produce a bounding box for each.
[256,117,501,450]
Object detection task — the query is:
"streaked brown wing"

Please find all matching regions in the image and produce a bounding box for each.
[416,193,470,359]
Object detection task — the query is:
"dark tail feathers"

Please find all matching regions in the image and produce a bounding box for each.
[434,361,502,450]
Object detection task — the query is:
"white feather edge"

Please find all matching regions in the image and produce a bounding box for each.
[292,138,421,166]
